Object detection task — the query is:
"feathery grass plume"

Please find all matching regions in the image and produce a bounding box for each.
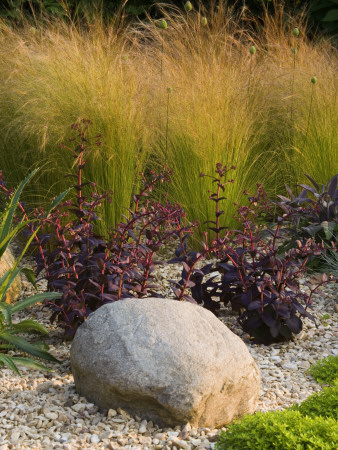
[251,2,337,189]
[135,2,281,244]
[0,11,154,234]
[0,1,337,244]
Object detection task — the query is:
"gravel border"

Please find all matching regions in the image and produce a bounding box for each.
[0,256,337,449]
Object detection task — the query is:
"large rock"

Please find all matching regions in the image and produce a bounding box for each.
[0,247,22,303]
[70,298,260,427]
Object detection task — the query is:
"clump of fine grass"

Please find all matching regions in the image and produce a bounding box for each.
[0,12,154,233]
[134,2,297,240]
[252,2,338,188]
[0,1,337,244]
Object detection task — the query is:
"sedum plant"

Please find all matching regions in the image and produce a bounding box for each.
[0,170,65,375]
[24,121,194,338]
[277,173,337,243]
[170,163,334,344]
[276,173,338,272]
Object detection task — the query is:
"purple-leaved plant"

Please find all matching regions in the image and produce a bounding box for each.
[23,120,194,337]
[170,163,335,344]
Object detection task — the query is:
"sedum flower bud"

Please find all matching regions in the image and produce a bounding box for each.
[159,19,168,30]
[121,54,128,62]
[311,76,317,84]
[293,27,299,37]
[167,87,172,94]
[201,16,208,27]
[291,48,297,54]
[185,1,193,12]
[249,45,256,55]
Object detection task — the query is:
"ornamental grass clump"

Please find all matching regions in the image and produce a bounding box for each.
[139,2,278,243]
[0,2,336,239]
[0,13,154,234]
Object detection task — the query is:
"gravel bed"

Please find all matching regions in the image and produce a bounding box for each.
[0,255,337,449]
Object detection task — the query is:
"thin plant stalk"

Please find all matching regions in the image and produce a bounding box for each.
[165,87,171,156]
[302,77,317,152]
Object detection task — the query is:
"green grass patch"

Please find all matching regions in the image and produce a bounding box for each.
[217,355,338,449]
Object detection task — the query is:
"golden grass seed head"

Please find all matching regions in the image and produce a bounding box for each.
[185,2,193,12]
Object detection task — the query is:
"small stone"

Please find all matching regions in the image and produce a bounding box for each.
[90,434,100,444]
[45,412,58,421]
[117,407,132,419]
[154,433,166,441]
[270,356,281,363]
[334,304,338,313]
[298,361,311,369]
[169,436,190,449]
[10,432,20,444]
[138,420,147,433]
[71,403,86,413]
[168,431,179,437]
[139,436,152,445]
[108,408,117,418]
[108,443,120,450]
[100,431,113,439]
[281,362,298,371]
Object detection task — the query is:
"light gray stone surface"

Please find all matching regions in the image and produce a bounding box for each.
[0,246,22,303]
[70,297,260,427]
